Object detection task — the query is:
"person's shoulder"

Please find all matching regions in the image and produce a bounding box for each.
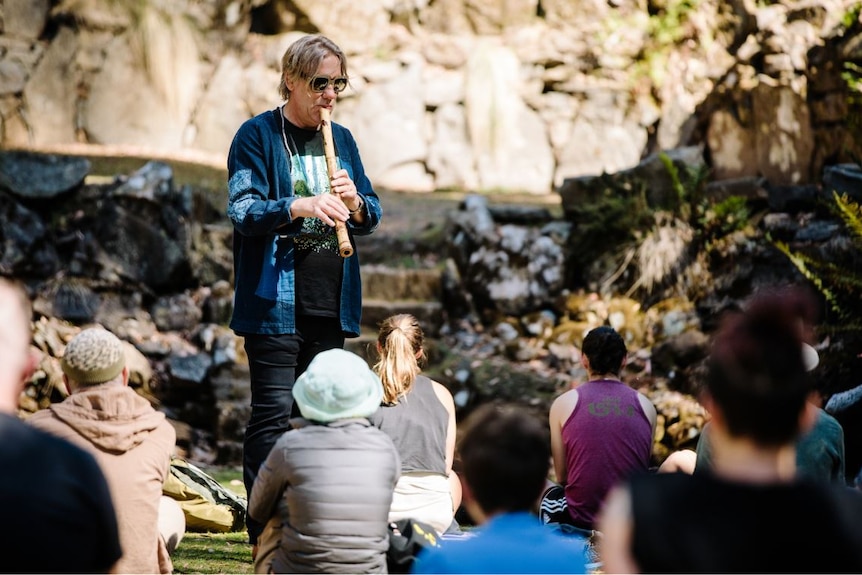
[824,482,862,508]
[234,109,278,137]
[154,415,177,444]
[411,533,477,574]
[366,422,399,448]
[552,387,579,404]
[550,388,579,418]
[30,421,102,468]
[331,122,359,147]
[332,120,354,136]
[428,377,455,402]
[25,406,55,426]
[815,408,844,433]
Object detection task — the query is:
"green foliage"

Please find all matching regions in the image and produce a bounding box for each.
[834,190,862,241]
[772,192,862,322]
[699,195,750,237]
[632,0,703,88]
[659,152,686,207]
[647,0,702,46]
[841,61,862,139]
[841,3,862,32]
[842,62,862,93]
[658,150,748,240]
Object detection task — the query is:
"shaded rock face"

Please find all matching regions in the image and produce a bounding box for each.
[0,155,207,296]
[2,0,862,195]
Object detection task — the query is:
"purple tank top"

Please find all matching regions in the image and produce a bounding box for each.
[562,379,652,529]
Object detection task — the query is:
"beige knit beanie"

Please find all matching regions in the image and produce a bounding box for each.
[61,328,126,385]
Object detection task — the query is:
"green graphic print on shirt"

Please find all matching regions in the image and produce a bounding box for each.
[290,136,339,253]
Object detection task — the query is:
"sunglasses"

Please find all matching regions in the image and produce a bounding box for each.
[309,75,348,93]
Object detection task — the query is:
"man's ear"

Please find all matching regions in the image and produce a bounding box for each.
[23,348,38,384]
[121,366,130,387]
[581,353,591,373]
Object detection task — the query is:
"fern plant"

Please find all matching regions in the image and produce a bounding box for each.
[772,191,862,325]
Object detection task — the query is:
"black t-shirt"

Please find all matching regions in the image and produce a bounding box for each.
[282,118,343,318]
[0,413,122,573]
[629,470,862,573]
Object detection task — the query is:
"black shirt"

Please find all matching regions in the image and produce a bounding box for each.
[282,118,343,318]
[0,413,122,573]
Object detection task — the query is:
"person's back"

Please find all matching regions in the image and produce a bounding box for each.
[370,375,447,475]
[29,328,176,573]
[369,375,453,531]
[695,408,845,484]
[626,470,862,572]
[548,326,656,530]
[561,379,653,527]
[414,511,587,574]
[255,418,399,573]
[1,413,123,573]
[0,280,122,573]
[413,404,587,575]
[248,349,400,574]
[599,287,862,573]
[369,314,460,535]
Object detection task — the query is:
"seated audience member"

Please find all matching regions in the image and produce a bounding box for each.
[29,327,179,574]
[599,288,862,573]
[543,326,657,531]
[695,405,844,483]
[411,404,587,574]
[659,342,846,485]
[0,280,122,573]
[368,314,461,534]
[248,348,400,574]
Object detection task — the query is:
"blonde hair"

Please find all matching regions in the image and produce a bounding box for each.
[279,34,348,101]
[374,314,425,404]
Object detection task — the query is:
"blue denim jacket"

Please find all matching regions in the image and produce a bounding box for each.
[227,109,381,336]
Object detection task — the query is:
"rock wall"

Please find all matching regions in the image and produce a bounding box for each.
[2,0,861,194]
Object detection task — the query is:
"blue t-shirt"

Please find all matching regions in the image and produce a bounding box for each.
[411,511,587,574]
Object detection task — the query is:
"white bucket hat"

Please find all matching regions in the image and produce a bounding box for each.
[293,349,383,423]
[801,342,820,372]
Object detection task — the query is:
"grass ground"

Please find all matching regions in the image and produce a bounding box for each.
[172,532,253,574]
[172,466,253,574]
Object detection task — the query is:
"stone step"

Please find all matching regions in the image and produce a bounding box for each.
[344,329,378,365]
[360,298,444,337]
[360,264,442,302]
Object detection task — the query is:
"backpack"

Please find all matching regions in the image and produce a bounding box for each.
[387,518,441,573]
[163,458,247,533]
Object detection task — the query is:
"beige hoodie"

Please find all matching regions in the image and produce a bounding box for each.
[29,385,176,574]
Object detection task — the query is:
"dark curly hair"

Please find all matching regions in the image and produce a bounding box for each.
[582,326,627,376]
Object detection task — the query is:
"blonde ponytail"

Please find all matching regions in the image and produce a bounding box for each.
[374,314,425,404]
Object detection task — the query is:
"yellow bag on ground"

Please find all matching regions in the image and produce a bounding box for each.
[163,458,247,533]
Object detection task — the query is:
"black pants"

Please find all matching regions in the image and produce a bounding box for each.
[241,316,344,544]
